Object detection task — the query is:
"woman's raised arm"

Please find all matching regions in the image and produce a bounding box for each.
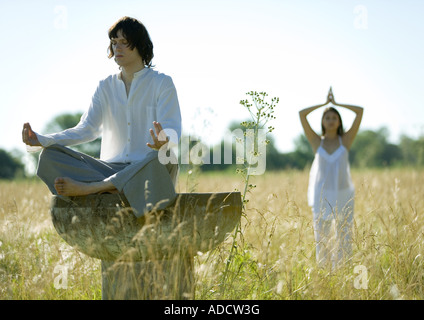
[299,89,333,152]
[331,95,364,150]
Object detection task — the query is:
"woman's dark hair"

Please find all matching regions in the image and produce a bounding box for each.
[108,16,154,68]
[321,107,344,136]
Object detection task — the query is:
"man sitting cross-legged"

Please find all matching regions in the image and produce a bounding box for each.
[22,16,181,217]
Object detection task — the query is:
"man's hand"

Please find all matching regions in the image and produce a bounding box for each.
[146,121,169,150]
[22,122,41,146]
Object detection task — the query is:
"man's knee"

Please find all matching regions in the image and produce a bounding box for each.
[38,145,55,161]
[37,148,52,178]
[37,145,56,168]
[36,145,70,177]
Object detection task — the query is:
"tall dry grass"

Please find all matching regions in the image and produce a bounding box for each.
[0,180,101,299]
[183,168,424,300]
[1,168,423,299]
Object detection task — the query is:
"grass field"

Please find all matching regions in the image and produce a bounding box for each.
[1,167,423,300]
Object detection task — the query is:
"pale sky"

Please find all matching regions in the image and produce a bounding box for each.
[1,0,423,162]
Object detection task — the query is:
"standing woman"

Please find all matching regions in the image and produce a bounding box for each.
[299,88,363,268]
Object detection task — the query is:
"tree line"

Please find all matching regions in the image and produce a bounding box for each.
[1,114,423,179]
[194,122,424,173]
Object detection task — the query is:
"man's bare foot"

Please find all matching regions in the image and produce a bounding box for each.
[54,177,94,196]
[54,177,117,196]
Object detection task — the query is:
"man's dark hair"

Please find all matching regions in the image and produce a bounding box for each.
[108,16,154,68]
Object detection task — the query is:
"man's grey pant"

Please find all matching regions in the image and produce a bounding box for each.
[37,144,178,218]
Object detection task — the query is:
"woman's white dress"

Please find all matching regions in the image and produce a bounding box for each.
[308,136,355,267]
[308,136,355,220]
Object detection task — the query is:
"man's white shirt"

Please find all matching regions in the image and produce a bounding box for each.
[31,68,182,163]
